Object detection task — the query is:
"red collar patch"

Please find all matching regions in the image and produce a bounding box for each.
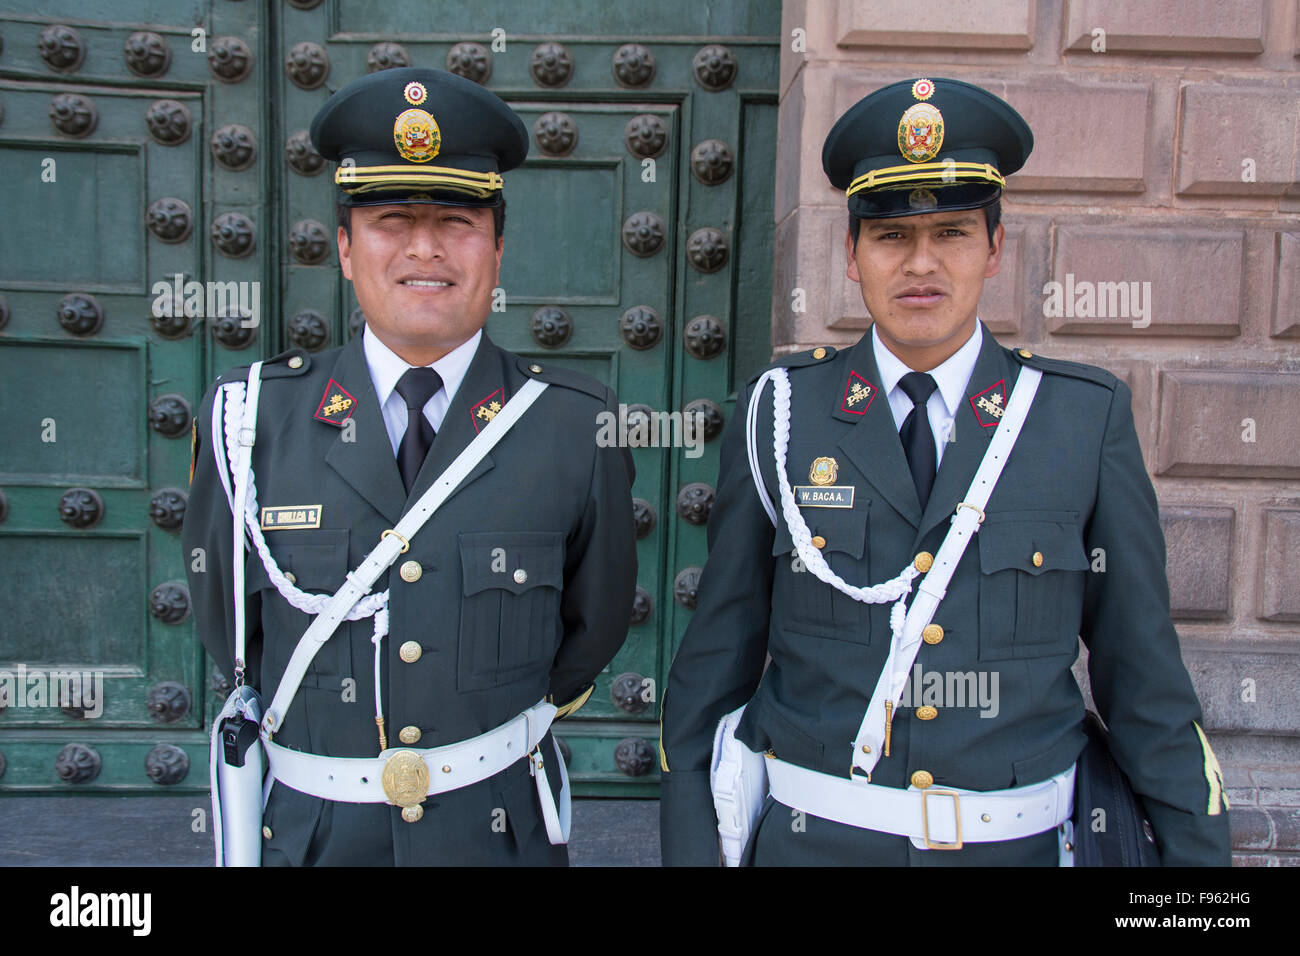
[969,379,1007,428]
[841,371,876,415]
[314,379,357,426]
[469,387,505,433]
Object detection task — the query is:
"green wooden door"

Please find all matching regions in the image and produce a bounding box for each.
[0,1,779,798]
[0,1,275,794]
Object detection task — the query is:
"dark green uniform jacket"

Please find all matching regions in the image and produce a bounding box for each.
[184,330,636,866]
[660,321,1230,866]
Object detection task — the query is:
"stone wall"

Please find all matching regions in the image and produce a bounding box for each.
[774,0,1300,864]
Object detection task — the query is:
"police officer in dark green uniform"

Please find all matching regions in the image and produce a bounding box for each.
[659,77,1230,866]
[184,68,637,865]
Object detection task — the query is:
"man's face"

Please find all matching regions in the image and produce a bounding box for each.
[845,209,1003,362]
[338,202,502,359]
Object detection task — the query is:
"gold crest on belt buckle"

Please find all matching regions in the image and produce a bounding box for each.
[381,750,430,823]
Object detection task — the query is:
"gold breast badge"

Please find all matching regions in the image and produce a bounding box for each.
[809,457,839,486]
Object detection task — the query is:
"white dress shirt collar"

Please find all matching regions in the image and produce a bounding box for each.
[363,325,481,412]
[363,325,483,454]
[872,320,983,419]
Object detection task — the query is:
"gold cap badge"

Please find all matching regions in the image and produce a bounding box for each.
[911,78,935,101]
[809,457,839,486]
[394,108,441,163]
[403,81,428,106]
[899,102,944,163]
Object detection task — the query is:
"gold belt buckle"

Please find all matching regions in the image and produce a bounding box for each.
[381,749,429,821]
[920,788,963,850]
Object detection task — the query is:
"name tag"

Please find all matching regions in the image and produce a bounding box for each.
[260,505,323,530]
[794,486,855,508]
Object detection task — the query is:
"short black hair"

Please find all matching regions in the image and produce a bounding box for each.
[848,198,1001,251]
[336,198,506,243]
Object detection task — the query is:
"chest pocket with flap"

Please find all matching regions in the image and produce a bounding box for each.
[977,511,1089,660]
[245,529,350,689]
[458,531,565,691]
[770,503,872,643]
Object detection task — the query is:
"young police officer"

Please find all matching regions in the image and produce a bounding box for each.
[184,68,637,865]
[659,78,1230,866]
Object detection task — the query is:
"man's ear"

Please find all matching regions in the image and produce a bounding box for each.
[983,221,1005,280]
[338,226,352,281]
[845,229,861,283]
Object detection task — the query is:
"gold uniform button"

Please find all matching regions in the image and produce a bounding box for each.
[284,571,297,585]
[398,725,421,745]
[401,806,423,823]
[916,705,938,721]
[1018,348,1033,359]
[398,641,422,663]
[911,770,934,790]
[812,347,827,360]
[922,624,944,645]
[1032,551,1044,568]
[811,535,826,549]
[914,551,933,573]
[399,560,422,583]
[529,364,543,374]
[861,744,871,754]
[288,355,304,369]
[262,826,273,840]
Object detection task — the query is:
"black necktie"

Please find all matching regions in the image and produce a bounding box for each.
[898,371,939,510]
[393,367,443,493]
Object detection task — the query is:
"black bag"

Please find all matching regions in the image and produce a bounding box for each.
[1072,711,1161,866]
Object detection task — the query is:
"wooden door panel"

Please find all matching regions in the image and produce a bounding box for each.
[0,3,264,793]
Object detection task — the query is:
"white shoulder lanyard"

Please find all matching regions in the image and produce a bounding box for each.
[744,363,1043,778]
[850,367,1041,777]
[262,375,548,736]
[208,365,549,738]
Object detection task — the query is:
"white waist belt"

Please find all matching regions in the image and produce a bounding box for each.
[265,701,554,804]
[767,758,1074,850]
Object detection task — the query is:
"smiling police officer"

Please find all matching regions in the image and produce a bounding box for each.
[659,77,1230,867]
[184,68,637,866]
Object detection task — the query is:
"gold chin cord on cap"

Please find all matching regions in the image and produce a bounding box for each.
[847,161,1005,198]
[336,164,504,199]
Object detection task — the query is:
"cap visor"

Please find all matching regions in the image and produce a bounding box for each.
[848,182,1001,219]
